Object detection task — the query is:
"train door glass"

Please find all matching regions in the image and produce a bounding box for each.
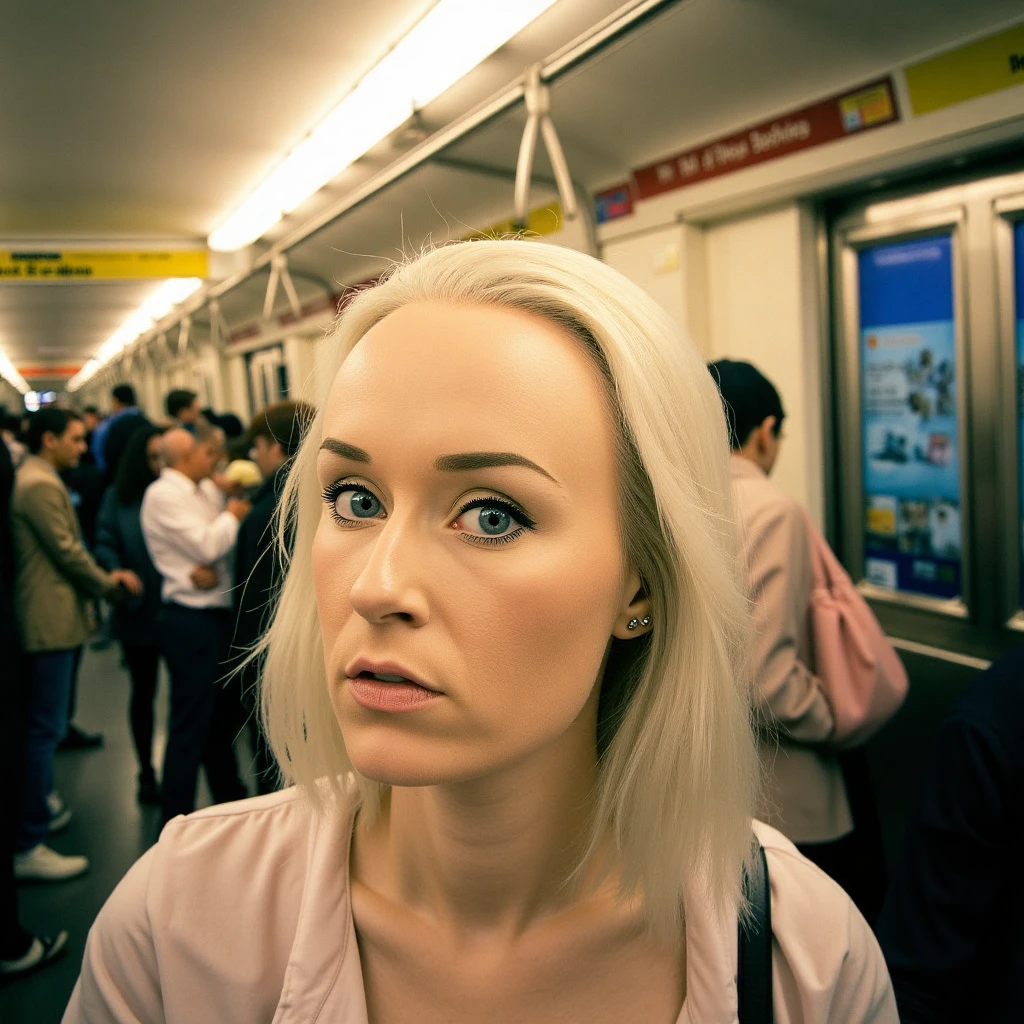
[1014,220,1024,607]
[857,234,963,601]
[246,345,288,412]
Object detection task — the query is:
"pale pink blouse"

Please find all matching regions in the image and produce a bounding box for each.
[62,788,897,1023]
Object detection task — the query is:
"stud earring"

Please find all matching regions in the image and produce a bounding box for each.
[627,618,639,630]
[641,615,651,627]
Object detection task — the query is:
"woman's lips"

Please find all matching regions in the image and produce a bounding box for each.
[347,676,442,712]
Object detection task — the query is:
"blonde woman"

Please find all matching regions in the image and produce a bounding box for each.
[63,241,895,1022]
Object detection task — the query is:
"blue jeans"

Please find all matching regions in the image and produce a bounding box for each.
[17,649,77,852]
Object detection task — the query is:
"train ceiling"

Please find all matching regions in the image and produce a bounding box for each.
[0,0,1021,386]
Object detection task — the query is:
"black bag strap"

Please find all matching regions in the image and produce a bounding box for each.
[737,835,773,1024]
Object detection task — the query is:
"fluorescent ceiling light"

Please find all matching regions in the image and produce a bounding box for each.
[0,350,30,394]
[68,277,203,391]
[208,0,560,251]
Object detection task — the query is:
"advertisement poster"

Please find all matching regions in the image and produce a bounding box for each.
[858,234,962,599]
[1015,220,1024,605]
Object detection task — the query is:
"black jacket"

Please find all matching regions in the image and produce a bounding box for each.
[876,646,1024,1023]
[94,487,163,647]
[231,464,289,665]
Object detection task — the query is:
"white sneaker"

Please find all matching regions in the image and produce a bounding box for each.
[13,845,89,882]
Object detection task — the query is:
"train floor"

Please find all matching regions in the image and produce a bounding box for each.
[1,641,984,1022]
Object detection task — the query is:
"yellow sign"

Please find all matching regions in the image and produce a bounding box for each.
[905,23,1024,116]
[0,250,209,281]
[840,84,895,128]
[462,202,563,241]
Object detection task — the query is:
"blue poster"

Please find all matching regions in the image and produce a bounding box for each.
[858,235,961,599]
[1015,220,1024,606]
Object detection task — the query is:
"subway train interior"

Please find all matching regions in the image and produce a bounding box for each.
[3,0,1024,1019]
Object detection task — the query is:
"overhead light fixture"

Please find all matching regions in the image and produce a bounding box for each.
[208,0,560,252]
[68,277,203,391]
[0,349,30,394]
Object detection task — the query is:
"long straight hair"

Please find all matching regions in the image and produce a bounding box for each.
[256,240,759,941]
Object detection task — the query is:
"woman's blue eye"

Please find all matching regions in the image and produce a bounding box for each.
[322,484,383,522]
[321,482,535,546]
[477,507,511,535]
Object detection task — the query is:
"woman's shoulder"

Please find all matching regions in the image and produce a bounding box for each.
[67,789,355,1023]
[754,821,898,1023]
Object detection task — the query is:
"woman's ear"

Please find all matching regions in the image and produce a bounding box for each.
[611,569,652,640]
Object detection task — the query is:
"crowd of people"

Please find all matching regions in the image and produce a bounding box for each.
[0,383,313,979]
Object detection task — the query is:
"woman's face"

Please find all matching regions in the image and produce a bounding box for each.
[145,434,164,476]
[313,301,644,786]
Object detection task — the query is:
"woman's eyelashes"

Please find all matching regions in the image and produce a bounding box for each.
[320,480,537,546]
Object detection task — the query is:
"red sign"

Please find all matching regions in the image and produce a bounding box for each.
[632,77,899,200]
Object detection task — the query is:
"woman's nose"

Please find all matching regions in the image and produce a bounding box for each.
[347,514,431,626]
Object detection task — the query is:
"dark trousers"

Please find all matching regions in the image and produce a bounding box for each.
[797,749,888,927]
[65,644,83,733]
[121,643,160,778]
[159,604,246,825]
[0,607,30,958]
[18,650,77,852]
[240,664,279,796]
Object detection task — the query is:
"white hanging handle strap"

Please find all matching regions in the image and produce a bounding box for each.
[514,64,578,225]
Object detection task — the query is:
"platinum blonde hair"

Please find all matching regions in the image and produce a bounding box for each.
[257,239,758,940]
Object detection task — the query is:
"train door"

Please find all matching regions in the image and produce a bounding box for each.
[830,168,1024,660]
[246,344,288,413]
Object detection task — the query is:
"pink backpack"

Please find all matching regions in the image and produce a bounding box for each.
[802,511,908,748]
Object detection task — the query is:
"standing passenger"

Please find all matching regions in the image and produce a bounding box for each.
[708,358,887,922]
[10,408,141,881]
[141,423,250,824]
[231,400,314,793]
[165,390,201,435]
[876,646,1024,1022]
[94,425,169,805]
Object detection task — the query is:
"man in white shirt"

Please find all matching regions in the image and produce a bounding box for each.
[141,423,251,825]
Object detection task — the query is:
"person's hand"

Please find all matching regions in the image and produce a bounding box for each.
[110,569,143,596]
[211,470,243,496]
[227,497,251,521]
[189,566,218,591]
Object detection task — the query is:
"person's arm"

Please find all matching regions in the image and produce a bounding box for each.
[745,502,835,742]
[62,847,165,1023]
[90,420,109,472]
[141,481,241,567]
[21,479,121,599]
[875,716,1009,1023]
[93,488,123,572]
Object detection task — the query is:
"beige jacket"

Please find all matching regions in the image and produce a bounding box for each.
[63,788,896,1023]
[11,455,118,653]
[730,456,853,844]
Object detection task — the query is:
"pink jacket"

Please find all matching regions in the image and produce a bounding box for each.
[730,456,853,843]
[63,789,896,1023]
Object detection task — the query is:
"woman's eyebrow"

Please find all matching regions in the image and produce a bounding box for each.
[319,438,560,486]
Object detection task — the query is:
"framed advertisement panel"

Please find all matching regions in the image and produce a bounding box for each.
[994,194,1024,630]
[834,210,970,618]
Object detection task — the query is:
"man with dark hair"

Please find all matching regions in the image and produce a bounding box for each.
[10,408,141,881]
[231,401,315,793]
[80,406,101,467]
[90,384,144,479]
[165,389,200,433]
[708,358,886,923]
[0,435,68,977]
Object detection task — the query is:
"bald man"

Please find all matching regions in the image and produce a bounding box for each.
[141,422,251,824]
